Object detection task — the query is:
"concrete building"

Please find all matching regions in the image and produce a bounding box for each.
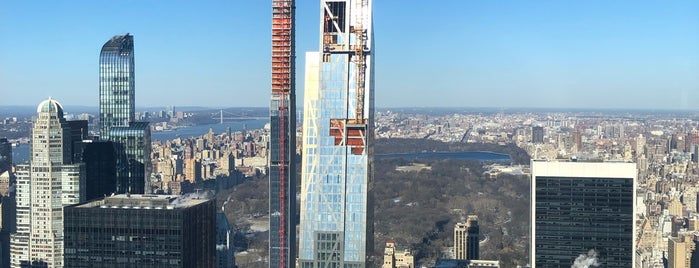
[668,235,695,268]
[531,160,636,267]
[298,0,375,267]
[63,194,216,268]
[268,1,297,267]
[454,215,479,260]
[381,240,414,268]
[10,98,86,268]
[184,158,202,183]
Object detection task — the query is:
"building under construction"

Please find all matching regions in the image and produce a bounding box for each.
[269,0,296,267]
[298,0,374,267]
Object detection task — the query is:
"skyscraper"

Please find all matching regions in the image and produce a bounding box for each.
[99,34,151,194]
[532,126,544,144]
[269,0,296,267]
[110,122,151,194]
[64,194,216,268]
[10,98,85,268]
[298,1,374,267]
[531,160,636,267]
[454,215,479,260]
[81,140,117,201]
[0,138,11,174]
[99,33,135,140]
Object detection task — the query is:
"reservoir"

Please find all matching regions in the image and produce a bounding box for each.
[377,151,511,163]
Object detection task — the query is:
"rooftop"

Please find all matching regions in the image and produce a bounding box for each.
[74,193,210,210]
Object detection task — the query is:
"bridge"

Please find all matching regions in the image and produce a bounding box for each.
[211,109,267,124]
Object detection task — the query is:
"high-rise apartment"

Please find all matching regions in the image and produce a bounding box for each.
[64,194,216,267]
[531,160,636,267]
[99,33,135,140]
[454,215,479,260]
[668,234,695,268]
[269,0,296,267]
[10,98,85,268]
[99,34,151,194]
[298,1,374,267]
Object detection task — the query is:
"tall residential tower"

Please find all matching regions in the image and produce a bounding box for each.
[99,34,151,194]
[454,215,479,260]
[269,0,296,267]
[99,33,135,140]
[299,1,374,267]
[10,98,85,268]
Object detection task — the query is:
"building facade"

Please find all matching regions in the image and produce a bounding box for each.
[298,1,375,267]
[381,240,414,268]
[532,126,544,144]
[81,140,117,201]
[99,33,135,140]
[10,98,86,268]
[216,212,236,268]
[269,0,297,267]
[454,215,479,260]
[0,138,11,174]
[64,194,216,268]
[110,122,151,194]
[531,160,636,267]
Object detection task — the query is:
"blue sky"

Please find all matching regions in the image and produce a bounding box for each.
[1,1,698,109]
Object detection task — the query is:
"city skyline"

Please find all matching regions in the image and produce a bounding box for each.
[2,1,698,109]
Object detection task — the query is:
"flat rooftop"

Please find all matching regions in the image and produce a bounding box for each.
[74,194,210,210]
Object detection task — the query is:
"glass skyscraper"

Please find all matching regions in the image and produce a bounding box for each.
[298,1,374,267]
[531,160,636,267]
[110,122,151,194]
[99,33,135,140]
[99,34,150,194]
[64,194,216,267]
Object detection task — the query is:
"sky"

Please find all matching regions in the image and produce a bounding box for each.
[1,0,698,110]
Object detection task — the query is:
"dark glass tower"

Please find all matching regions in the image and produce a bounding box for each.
[99,34,135,140]
[0,138,11,174]
[110,122,151,194]
[269,0,296,267]
[64,194,216,268]
[531,160,636,267]
[82,141,117,200]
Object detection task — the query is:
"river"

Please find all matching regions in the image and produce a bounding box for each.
[11,119,269,164]
[151,120,268,142]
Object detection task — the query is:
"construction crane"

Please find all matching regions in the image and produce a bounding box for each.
[353,0,367,124]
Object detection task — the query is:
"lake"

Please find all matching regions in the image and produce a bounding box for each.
[377,151,511,163]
